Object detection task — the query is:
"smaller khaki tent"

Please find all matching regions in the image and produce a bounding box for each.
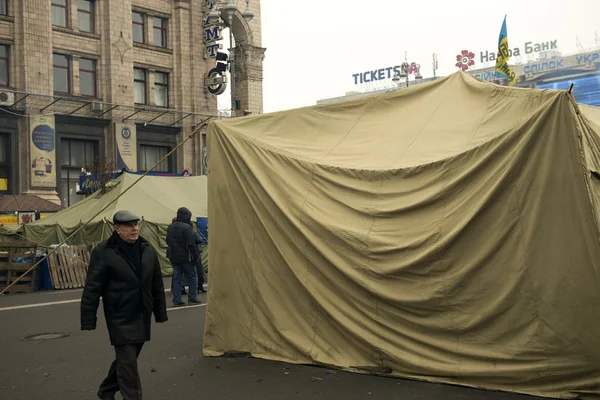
[0,172,207,274]
[581,103,600,128]
[204,72,600,399]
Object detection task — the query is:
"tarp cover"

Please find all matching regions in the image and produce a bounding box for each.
[0,172,207,274]
[203,72,600,399]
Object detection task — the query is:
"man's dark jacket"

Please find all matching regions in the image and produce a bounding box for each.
[80,233,168,346]
[166,207,198,264]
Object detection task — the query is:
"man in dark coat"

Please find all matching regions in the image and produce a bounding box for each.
[81,210,168,400]
[166,207,200,306]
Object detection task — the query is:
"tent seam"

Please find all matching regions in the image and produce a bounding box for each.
[297,161,320,359]
[357,172,388,368]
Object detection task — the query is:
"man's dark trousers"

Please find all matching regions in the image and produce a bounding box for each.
[97,343,144,400]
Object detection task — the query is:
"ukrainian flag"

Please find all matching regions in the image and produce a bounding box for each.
[495,16,517,86]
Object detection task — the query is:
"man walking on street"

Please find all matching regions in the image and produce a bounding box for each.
[166,207,201,306]
[81,210,168,400]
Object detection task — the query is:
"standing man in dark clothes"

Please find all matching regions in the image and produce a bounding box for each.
[166,207,200,306]
[168,217,187,295]
[81,210,168,400]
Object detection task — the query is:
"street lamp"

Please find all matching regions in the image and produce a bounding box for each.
[392,61,423,88]
[392,62,410,88]
[209,0,254,118]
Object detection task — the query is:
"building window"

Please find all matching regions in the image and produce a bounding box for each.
[139,144,171,172]
[53,54,70,94]
[154,72,168,107]
[77,0,94,33]
[60,138,97,207]
[153,17,167,47]
[0,45,8,87]
[51,0,68,27]
[132,12,145,43]
[134,68,146,104]
[0,134,10,193]
[0,0,8,16]
[79,58,96,97]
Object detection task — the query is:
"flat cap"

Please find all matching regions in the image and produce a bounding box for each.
[113,210,140,224]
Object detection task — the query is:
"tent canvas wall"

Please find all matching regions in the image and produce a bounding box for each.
[0,173,207,275]
[203,72,600,399]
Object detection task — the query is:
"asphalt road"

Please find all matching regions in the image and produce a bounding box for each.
[0,283,548,400]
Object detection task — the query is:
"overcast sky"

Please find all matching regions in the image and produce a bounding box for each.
[251,0,599,113]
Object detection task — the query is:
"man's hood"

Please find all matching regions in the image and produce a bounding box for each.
[176,207,192,223]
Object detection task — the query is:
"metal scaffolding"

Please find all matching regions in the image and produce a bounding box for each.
[2,90,223,127]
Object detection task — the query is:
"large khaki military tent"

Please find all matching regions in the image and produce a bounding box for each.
[203,72,600,399]
[0,172,207,274]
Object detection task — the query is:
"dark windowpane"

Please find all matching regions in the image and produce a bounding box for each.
[53,54,68,67]
[153,29,161,47]
[134,68,146,104]
[133,25,144,43]
[53,68,69,93]
[0,58,7,87]
[77,0,91,12]
[155,72,167,84]
[60,140,70,165]
[134,68,145,80]
[79,58,96,97]
[69,178,80,205]
[132,12,144,43]
[60,139,98,205]
[0,0,7,16]
[80,71,95,96]
[135,82,146,104]
[80,58,94,70]
[154,72,168,107]
[140,145,170,172]
[51,1,67,27]
[70,141,84,166]
[61,169,82,207]
[59,178,69,207]
[78,11,93,33]
[155,85,168,107]
[0,135,7,163]
[85,142,94,165]
[53,54,70,93]
[132,12,143,23]
[0,45,7,86]
[153,17,167,47]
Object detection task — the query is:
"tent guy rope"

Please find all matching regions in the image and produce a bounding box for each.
[0,117,213,295]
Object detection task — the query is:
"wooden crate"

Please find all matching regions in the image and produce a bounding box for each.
[47,245,92,290]
[0,241,38,294]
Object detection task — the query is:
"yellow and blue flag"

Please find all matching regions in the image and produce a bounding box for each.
[495,16,517,86]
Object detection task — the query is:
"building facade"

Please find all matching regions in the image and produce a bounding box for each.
[0,0,264,207]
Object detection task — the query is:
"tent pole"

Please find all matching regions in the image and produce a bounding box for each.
[0,116,214,295]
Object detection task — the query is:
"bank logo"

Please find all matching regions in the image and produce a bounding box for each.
[121,127,132,140]
[456,50,475,71]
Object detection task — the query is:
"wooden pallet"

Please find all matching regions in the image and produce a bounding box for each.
[0,241,38,293]
[47,245,92,290]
